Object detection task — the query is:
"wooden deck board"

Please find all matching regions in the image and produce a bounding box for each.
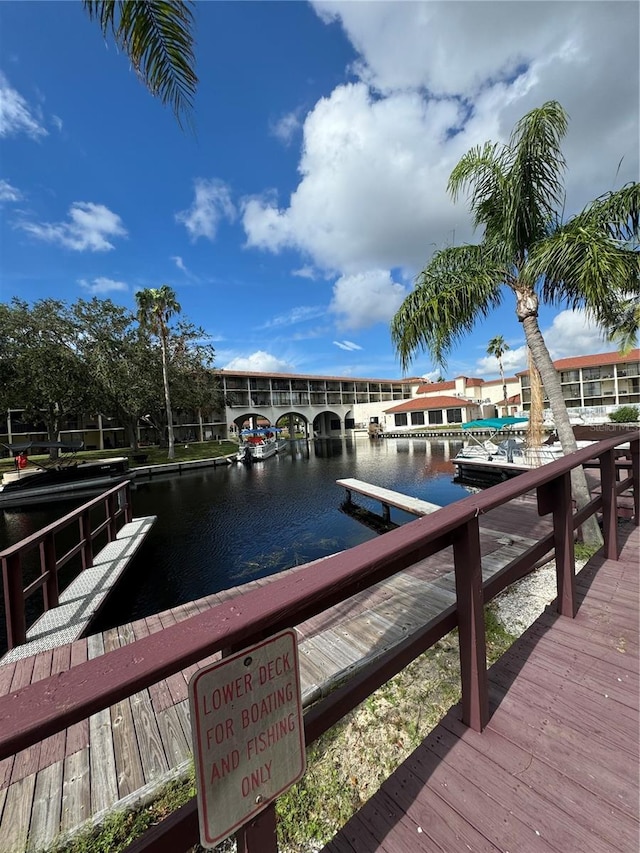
[320,524,639,852]
[26,761,63,853]
[0,772,36,853]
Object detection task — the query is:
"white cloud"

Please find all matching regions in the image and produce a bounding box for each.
[333,340,363,351]
[0,179,21,202]
[292,266,317,280]
[477,347,528,378]
[171,255,189,273]
[0,72,47,139]
[176,178,236,241]
[270,110,302,145]
[541,309,609,360]
[223,350,295,373]
[51,114,63,132]
[260,306,326,329]
[475,310,610,377]
[19,202,127,251]
[78,276,128,295]
[244,2,637,299]
[330,269,408,330]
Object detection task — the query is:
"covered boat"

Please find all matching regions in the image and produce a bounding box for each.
[236,428,283,463]
[0,440,132,508]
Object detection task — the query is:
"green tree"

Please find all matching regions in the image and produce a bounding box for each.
[135,286,182,459]
[486,335,510,415]
[392,101,639,545]
[83,0,197,127]
[72,298,160,450]
[0,299,93,458]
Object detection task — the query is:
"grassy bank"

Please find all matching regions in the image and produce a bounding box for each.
[0,440,239,476]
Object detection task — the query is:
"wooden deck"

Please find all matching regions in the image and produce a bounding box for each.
[0,498,636,851]
[321,522,639,853]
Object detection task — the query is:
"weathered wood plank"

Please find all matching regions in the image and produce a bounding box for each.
[156,704,191,768]
[0,772,36,853]
[129,689,169,783]
[60,748,90,833]
[26,760,64,852]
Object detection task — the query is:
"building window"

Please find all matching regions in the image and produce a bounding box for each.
[560,369,580,383]
[344,418,355,429]
[583,382,601,399]
[446,408,462,424]
[410,411,425,426]
[428,410,443,425]
[394,413,408,427]
[582,367,601,381]
[330,419,341,431]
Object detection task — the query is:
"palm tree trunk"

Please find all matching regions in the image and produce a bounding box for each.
[159,331,175,460]
[521,315,603,547]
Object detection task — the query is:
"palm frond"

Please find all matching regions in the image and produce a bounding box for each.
[84,0,197,127]
[391,245,504,370]
[505,101,568,254]
[573,182,640,244]
[525,225,639,338]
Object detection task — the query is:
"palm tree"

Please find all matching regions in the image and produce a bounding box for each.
[135,286,181,459]
[83,0,197,127]
[392,101,639,545]
[486,335,510,415]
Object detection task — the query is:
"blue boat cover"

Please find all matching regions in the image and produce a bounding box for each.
[462,417,529,430]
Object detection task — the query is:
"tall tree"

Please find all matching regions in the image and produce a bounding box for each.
[83,0,197,127]
[392,101,639,546]
[135,286,181,459]
[486,335,510,415]
[0,299,93,458]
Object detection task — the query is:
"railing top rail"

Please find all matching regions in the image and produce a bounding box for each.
[0,480,129,560]
[0,432,636,759]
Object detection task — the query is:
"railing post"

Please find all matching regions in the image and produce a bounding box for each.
[538,473,576,618]
[124,482,133,524]
[107,493,117,542]
[2,553,26,650]
[599,449,618,560]
[631,437,639,526]
[79,509,93,570]
[453,516,488,732]
[236,802,278,853]
[40,532,59,611]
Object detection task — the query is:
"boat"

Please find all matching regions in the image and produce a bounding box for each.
[0,440,133,508]
[452,417,601,487]
[236,428,283,463]
[453,417,532,486]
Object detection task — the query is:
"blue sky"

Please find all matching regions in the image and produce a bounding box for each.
[1,1,638,382]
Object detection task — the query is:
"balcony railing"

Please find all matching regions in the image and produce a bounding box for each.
[0,434,637,852]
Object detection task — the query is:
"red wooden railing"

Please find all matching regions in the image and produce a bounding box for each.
[0,434,637,852]
[0,481,132,650]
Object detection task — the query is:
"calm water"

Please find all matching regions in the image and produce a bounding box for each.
[0,437,467,644]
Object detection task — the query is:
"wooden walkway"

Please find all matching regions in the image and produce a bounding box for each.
[0,499,636,851]
[322,522,639,853]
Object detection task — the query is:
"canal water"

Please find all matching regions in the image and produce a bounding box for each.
[0,437,468,647]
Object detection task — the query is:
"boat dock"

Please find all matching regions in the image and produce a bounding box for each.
[1,516,156,666]
[0,430,637,853]
[0,496,557,851]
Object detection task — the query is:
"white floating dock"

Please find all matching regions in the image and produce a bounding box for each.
[1,515,156,664]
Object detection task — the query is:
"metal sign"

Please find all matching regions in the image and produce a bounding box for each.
[189,629,306,848]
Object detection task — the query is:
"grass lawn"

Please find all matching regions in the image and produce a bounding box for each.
[0,440,239,476]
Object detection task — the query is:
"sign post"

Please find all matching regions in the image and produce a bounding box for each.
[189,629,306,848]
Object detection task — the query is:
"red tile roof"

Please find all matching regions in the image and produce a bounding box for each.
[385,396,478,413]
[516,349,639,375]
[416,380,455,394]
